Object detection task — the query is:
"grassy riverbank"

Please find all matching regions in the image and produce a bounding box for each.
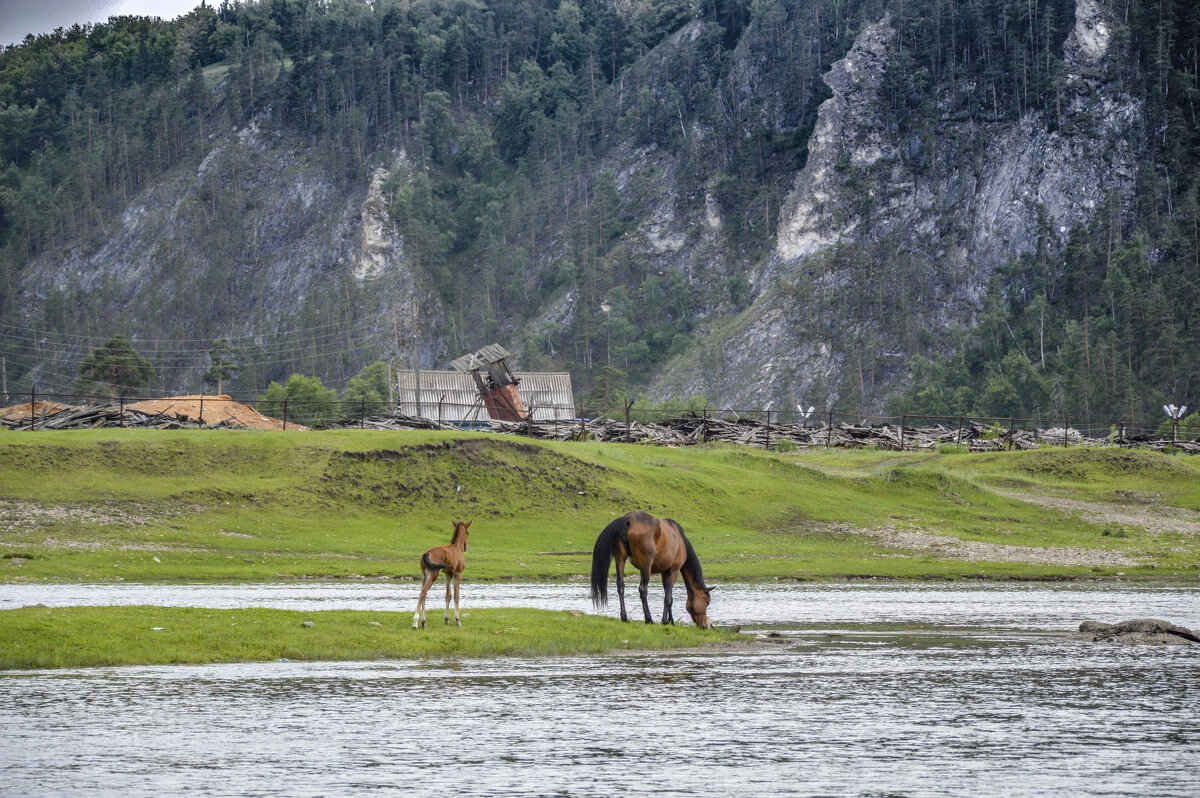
[0,606,737,669]
[2,429,1199,582]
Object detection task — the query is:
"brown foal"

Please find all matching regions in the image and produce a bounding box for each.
[412,520,471,629]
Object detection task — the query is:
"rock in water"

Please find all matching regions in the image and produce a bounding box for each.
[1078,618,1200,645]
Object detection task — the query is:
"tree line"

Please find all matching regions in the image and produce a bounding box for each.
[0,0,1196,425]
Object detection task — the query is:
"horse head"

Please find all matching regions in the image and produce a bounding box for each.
[686,586,713,629]
[452,519,472,551]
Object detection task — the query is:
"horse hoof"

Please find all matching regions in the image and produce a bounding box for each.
[456,620,462,627]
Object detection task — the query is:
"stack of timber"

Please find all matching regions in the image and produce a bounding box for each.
[0,402,247,430]
[317,414,457,431]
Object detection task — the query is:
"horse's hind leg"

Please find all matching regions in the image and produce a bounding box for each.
[661,570,678,625]
[638,568,653,624]
[413,569,436,629]
[443,572,453,624]
[615,551,629,623]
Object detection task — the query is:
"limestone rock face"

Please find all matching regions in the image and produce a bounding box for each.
[774,14,896,265]
[650,0,1141,410]
[19,121,443,383]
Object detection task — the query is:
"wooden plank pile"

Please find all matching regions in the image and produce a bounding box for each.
[317,414,458,431]
[8,402,1196,453]
[1,402,247,430]
[319,411,1199,452]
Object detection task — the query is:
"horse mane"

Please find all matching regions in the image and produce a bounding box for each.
[450,524,465,545]
[669,519,706,588]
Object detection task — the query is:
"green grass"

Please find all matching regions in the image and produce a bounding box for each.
[1,429,1198,583]
[0,606,737,669]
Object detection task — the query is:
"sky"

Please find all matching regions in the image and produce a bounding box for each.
[1,1,204,46]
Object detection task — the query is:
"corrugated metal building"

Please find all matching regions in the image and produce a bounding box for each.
[395,370,575,422]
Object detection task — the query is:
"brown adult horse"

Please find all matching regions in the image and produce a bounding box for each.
[590,510,712,628]
[412,520,471,629]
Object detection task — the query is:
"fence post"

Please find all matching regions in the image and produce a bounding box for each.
[1008,417,1015,450]
[30,386,34,431]
[120,396,124,428]
[283,399,288,431]
[1063,418,1068,447]
[625,399,633,443]
[900,414,906,451]
[826,410,833,448]
[956,416,963,447]
[361,398,366,429]
[199,395,204,427]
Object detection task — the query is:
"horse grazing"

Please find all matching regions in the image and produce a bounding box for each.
[413,520,472,629]
[590,510,712,628]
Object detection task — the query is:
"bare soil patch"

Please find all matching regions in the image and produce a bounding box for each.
[126,395,292,430]
[859,525,1139,567]
[0,499,161,532]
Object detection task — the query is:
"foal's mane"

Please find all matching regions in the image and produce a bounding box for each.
[450,523,467,545]
[668,518,706,588]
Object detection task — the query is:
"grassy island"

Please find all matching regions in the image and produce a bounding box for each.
[0,606,738,669]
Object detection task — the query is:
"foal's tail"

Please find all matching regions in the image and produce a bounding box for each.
[421,551,448,574]
[590,514,630,607]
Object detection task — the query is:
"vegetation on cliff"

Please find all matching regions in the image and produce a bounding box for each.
[0,0,1196,421]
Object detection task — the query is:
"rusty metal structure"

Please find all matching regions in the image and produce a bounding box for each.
[447,344,526,421]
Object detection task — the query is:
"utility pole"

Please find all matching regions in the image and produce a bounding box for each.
[411,296,422,418]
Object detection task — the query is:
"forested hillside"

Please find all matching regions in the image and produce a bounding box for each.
[0,0,1196,427]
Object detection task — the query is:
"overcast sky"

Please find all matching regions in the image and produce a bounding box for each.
[1,1,204,47]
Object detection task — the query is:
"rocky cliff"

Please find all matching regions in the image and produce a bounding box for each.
[647,0,1140,411]
[6,0,1162,410]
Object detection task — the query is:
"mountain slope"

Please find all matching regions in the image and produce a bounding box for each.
[0,0,1196,423]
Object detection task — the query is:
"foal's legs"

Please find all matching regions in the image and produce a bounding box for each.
[413,568,437,629]
[443,572,453,624]
[660,570,678,624]
[453,572,462,626]
[638,567,653,624]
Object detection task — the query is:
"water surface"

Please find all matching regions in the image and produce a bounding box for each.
[2,583,1198,796]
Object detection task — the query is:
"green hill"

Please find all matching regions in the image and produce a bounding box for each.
[2,429,1197,582]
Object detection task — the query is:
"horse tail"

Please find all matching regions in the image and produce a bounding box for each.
[671,519,706,589]
[590,514,630,607]
[422,551,448,573]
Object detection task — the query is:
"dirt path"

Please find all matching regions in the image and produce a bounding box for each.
[995,491,1200,536]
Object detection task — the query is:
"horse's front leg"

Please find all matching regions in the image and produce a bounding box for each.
[661,570,678,625]
[443,572,453,625]
[638,568,653,624]
[453,572,462,626]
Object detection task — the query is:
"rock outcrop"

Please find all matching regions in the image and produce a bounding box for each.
[1076,618,1200,645]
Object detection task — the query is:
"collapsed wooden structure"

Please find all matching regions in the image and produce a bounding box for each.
[316,412,1200,453]
[5,400,1195,454]
[395,344,575,423]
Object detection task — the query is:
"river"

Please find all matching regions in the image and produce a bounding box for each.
[2,582,1198,796]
